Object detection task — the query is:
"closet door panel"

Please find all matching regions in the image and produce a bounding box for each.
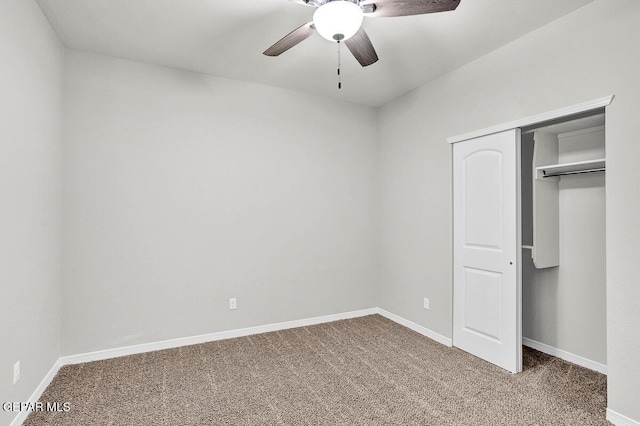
[463,150,503,249]
[463,267,503,342]
[453,129,522,374]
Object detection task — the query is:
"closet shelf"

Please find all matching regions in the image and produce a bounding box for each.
[536,158,605,179]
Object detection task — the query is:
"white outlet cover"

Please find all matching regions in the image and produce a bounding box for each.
[424,298,430,310]
[229,298,237,310]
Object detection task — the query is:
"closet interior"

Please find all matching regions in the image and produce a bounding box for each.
[520,111,607,369]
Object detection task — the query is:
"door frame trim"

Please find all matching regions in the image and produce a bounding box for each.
[447,96,614,144]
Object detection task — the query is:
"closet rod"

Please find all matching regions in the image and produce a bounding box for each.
[543,167,605,178]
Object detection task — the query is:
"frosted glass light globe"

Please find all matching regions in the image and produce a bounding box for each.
[313,1,364,42]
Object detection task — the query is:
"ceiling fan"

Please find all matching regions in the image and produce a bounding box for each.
[263,0,461,67]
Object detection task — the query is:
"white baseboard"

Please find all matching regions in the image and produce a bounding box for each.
[10,358,63,426]
[59,308,379,366]
[607,408,640,426]
[11,307,451,425]
[377,309,453,347]
[522,337,607,375]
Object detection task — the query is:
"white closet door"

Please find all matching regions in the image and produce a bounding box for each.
[453,129,522,373]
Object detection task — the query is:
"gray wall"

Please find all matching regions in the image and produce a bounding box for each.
[378,0,640,421]
[61,50,379,355]
[0,1,64,424]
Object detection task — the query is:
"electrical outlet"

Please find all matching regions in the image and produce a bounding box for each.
[13,361,20,385]
[229,297,237,310]
[423,298,430,310]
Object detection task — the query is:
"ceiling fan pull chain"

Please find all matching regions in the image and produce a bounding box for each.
[337,40,342,90]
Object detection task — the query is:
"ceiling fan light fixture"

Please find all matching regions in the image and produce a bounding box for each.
[313,1,363,42]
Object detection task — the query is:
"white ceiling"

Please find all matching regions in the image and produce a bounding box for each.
[36,0,593,107]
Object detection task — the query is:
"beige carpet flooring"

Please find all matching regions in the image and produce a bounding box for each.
[24,315,608,425]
